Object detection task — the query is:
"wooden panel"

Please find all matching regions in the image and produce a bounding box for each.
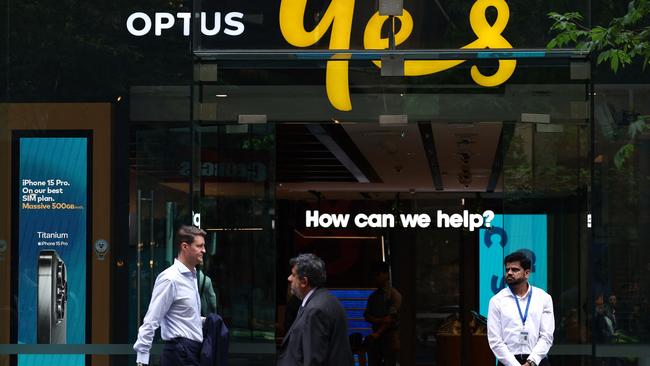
[1,103,112,366]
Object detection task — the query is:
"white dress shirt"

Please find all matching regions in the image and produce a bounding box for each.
[133,259,203,364]
[301,288,317,307]
[487,284,555,366]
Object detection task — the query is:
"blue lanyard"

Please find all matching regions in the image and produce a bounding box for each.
[510,285,532,326]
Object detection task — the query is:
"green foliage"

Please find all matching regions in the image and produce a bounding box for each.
[503,126,590,194]
[503,133,533,192]
[628,115,650,137]
[612,115,650,168]
[548,0,650,169]
[548,0,650,72]
[241,135,275,151]
[614,143,636,169]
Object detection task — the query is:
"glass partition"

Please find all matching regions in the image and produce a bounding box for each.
[128,122,193,348]
[592,82,650,365]
[191,57,592,364]
[197,123,276,353]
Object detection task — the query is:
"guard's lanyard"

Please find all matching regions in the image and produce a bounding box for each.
[510,285,532,326]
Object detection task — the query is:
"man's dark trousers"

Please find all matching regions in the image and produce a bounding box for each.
[367,331,398,366]
[497,354,551,366]
[161,337,201,366]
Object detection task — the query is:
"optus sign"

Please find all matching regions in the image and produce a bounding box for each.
[279,0,516,111]
[126,0,517,111]
[126,12,245,36]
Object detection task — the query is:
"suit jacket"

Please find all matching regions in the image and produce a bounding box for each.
[278,288,354,366]
[200,313,229,366]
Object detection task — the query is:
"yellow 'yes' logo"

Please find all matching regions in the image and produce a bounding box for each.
[280,0,516,111]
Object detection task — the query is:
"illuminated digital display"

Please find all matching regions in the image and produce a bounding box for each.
[478,214,548,316]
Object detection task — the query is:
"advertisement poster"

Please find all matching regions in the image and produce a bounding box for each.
[16,135,88,366]
[478,214,548,316]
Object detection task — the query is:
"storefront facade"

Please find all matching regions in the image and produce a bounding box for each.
[1,0,650,365]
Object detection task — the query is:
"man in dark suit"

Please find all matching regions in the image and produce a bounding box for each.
[278,253,354,366]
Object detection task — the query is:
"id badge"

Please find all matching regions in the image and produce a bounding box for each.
[518,330,529,345]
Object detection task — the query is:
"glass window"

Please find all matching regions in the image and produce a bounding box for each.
[594,82,650,352]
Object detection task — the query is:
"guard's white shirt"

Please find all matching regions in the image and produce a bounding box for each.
[487,284,555,366]
[133,259,203,364]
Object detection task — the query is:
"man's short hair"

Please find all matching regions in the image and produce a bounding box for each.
[504,250,532,270]
[289,253,327,288]
[176,225,207,248]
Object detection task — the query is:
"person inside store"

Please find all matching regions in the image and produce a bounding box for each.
[605,294,618,330]
[594,295,616,343]
[277,253,354,366]
[487,251,555,366]
[364,261,402,366]
[133,225,207,366]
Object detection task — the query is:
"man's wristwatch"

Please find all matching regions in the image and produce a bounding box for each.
[526,360,537,366]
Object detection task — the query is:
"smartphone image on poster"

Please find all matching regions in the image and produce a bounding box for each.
[37,249,68,344]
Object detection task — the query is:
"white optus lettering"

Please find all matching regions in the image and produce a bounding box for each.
[126,12,152,36]
[224,12,245,36]
[126,12,246,37]
[155,13,175,36]
[201,12,222,36]
[177,12,191,36]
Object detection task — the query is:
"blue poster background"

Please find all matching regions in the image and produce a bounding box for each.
[478,214,548,317]
[18,137,87,366]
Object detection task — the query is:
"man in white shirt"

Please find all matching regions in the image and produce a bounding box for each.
[488,251,555,366]
[133,225,207,366]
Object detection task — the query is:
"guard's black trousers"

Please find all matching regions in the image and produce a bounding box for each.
[161,337,201,366]
[497,354,551,366]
